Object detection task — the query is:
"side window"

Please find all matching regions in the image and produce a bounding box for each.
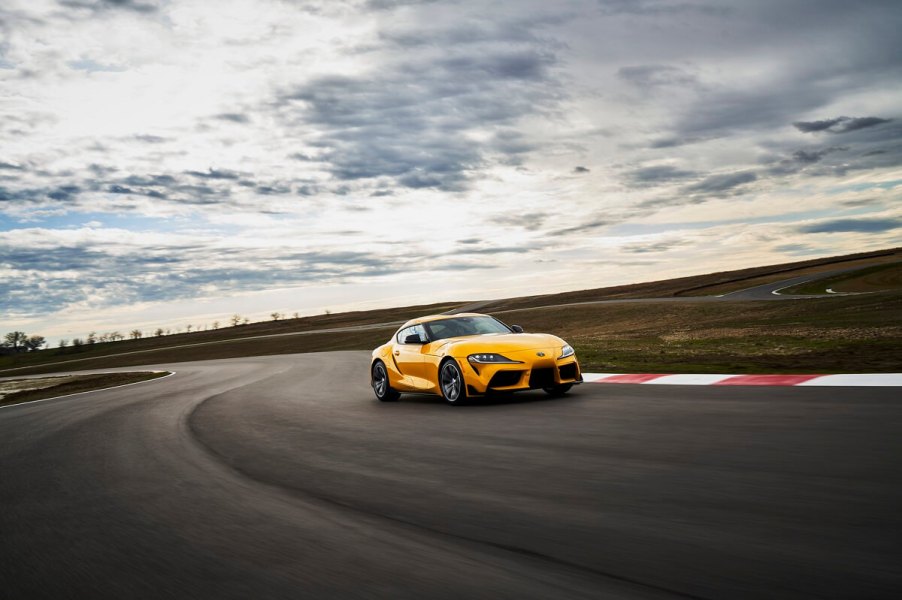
[396,325,427,344]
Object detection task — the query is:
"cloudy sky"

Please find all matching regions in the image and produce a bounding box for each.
[1,0,901,342]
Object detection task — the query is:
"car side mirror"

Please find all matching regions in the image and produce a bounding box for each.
[511,325,524,333]
[404,334,425,344]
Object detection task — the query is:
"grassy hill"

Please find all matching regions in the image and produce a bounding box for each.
[2,248,900,376]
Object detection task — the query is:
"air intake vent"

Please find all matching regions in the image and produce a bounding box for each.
[559,363,577,381]
[489,370,524,388]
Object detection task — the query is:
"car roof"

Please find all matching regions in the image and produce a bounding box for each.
[399,312,489,329]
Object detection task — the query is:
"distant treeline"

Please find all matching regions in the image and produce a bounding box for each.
[2,311,315,356]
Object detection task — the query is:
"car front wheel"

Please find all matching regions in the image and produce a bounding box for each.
[372,361,400,402]
[439,359,468,405]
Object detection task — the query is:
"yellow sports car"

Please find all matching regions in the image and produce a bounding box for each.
[371,313,582,404]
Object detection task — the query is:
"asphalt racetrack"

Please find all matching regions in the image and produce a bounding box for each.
[2,352,901,599]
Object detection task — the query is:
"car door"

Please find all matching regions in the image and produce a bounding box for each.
[392,325,428,389]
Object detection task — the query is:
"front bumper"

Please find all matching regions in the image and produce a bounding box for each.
[460,355,582,395]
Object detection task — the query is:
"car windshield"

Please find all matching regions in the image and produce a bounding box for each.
[423,316,511,341]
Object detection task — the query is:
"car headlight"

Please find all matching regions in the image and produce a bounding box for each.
[467,353,523,364]
[559,344,575,359]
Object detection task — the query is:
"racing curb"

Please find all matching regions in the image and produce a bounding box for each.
[582,373,902,386]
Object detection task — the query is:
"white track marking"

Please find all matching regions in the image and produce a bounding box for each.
[581,372,902,386]
[772,280,811,295]
[796,374,902,387]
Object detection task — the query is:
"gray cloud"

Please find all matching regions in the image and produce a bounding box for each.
[490,212,549,231]
[184,168,241,180]
[773,243,823,256]
[685,171,757,194]
[552,218,610,235]
[791,147,847,163]
[366,0,443,10]
[667,87,828,143]
[133,134,167,143]
[797,218,901,234]
[573,166,590,173]
[278,35,561,191]
[763,145,850,176]
[596,0,728,17]
[793,116,892,134]
[621,239,687,253]
[0,185,80,203]
[617,64,697,89]
[215,113,250,124]
[626,164,698,187]
[58,0,160,13]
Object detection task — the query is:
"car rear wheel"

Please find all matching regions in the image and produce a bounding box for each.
[439,359,468,405]
[372,361,400,402]
[543,383,572,397]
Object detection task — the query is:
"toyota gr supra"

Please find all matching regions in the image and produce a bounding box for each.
[371,313,582,404]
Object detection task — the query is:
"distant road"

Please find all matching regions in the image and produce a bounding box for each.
[717,264,871,300]
[2,352,900,598]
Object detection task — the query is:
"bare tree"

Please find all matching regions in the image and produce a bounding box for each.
[58,339,69,348]
[155,328,164,337]
[23,335,46,352]
[212,321,219,330]
[72,338,84,351]
[130,329,142,340]
[99,333,110,343]
[109,331,124,341]
[271,312,281,321]
[292,312,299,319]
[186,324,193,333]
[87,331,97,345]
[242,317,250,325]
[231,314,242,327]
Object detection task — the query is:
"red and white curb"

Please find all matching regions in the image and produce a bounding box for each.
[582,373,902,386]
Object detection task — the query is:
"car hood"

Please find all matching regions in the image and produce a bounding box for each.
[427,333,567,357]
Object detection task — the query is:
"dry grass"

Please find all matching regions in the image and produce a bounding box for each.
[501,291,902,373]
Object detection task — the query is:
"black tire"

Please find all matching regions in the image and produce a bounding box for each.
[372,361,400,402]
[439,359,468,405]
[543,383,573,397]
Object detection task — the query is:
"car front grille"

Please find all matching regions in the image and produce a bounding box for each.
[528,368,556,389]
